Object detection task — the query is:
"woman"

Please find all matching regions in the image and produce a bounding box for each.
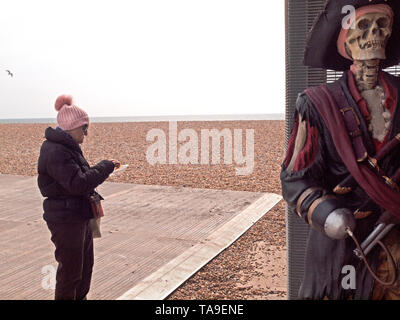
[37,94,119,300]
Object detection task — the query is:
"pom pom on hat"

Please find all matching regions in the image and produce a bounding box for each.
[55,94,73,111]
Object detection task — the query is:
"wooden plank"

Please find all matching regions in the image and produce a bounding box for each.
[0,174,281,300]
[117,193,282,300]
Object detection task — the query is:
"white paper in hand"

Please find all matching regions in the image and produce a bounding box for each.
[110,164,129,176]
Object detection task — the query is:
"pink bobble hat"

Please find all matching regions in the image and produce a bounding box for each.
[54,95,89,131]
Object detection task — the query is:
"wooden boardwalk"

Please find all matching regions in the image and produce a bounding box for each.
[0,174,281,300]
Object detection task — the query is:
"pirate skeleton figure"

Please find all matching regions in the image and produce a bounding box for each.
[281,0,400,300]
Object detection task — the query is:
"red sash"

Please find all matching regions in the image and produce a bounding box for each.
[305,85,400,218]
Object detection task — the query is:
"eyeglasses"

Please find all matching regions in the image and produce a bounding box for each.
[82,124,88,135]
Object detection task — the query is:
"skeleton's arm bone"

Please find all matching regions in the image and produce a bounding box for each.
[287,114,307,172]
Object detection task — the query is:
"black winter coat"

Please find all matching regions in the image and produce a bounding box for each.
[37,127,115,223]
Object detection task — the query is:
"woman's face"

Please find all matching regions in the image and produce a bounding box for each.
[67,124,88,144]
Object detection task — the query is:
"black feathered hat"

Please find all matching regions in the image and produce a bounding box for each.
[304,0,400,71]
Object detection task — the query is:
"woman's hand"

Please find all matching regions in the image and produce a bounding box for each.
[110,159,121,169]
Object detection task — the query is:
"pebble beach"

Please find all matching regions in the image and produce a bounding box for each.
[0,120,287,300]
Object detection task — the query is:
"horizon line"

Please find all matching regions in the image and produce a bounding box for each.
[0,113,285,123]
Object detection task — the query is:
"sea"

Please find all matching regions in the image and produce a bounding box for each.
[0,114,285,124]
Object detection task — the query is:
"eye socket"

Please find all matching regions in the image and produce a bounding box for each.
[377,17,389,28]
[357,19,371,30]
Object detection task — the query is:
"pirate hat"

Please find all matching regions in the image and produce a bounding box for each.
[304,0,400,71]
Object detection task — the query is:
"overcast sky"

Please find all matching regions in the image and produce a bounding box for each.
[0,0,285,119]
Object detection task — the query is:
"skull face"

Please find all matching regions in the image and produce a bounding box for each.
[345,12,392,60]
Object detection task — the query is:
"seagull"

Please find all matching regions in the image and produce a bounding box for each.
[6,70,13,77]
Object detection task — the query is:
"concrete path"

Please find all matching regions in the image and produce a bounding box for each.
[0,174,281,300]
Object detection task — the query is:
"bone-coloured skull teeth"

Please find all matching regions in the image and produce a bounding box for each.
[358,39,384,50]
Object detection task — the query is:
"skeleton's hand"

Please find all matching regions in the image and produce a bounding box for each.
[377,211,400,226]
[324,208,356,240]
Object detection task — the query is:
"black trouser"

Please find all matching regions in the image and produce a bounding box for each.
[46,220,94,300]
